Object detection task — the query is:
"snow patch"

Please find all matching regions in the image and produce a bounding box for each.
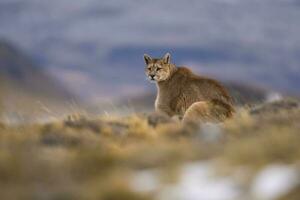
[130,169,161,193]
[251,164,299,200]
[131,162,241,200]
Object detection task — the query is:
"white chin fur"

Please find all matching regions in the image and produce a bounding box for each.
[148,75,158,82]
[149,79,156,83]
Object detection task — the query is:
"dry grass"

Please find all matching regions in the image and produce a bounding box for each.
[0,98,300,199]
[209,99,299,174]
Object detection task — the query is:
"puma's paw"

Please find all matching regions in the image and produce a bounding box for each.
[147,112,173,127]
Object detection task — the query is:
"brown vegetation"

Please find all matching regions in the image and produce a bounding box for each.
[0,98,299,199]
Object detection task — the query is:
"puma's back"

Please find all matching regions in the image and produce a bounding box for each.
[144,53,234,122]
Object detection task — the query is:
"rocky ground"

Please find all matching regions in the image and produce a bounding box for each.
[0,98,300,200]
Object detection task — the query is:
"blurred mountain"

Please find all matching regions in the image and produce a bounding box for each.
[0,0,300,101]
[0,40,78,121]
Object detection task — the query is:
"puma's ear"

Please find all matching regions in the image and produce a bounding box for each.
[163,52,171,64]
[143,54,152,65]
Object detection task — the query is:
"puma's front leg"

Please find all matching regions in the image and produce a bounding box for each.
[155,103,175,117]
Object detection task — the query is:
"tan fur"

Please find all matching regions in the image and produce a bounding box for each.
[144,53,234,123]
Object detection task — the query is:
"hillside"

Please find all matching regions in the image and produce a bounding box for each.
[0,98,299,200]
[0,41,78,122]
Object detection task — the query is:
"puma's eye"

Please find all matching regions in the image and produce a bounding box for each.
[147,67,151,70]
[157,68,162,71]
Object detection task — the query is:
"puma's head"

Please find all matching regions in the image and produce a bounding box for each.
[143,53,173,82]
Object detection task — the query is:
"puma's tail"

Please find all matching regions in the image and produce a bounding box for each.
[182,99,234,123]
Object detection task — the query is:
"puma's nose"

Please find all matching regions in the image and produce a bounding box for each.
[150,75,155,80]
